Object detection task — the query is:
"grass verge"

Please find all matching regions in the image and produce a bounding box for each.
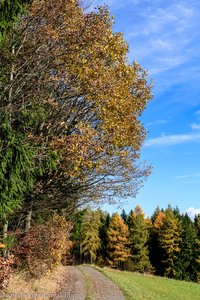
[77,266,93,300]
[97,267,200,300]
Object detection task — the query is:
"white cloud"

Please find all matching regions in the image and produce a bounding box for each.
[125,1,200,94]
[190,123,200,130]
[144,133,200,147]
[176,173,200,179]
[93,0,200,98]
[186,207,200,218]
[147,120,167,126]
[150,38,174,52]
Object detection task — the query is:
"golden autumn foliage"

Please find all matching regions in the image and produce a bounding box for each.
[107,213,130,267]
[153,211,166,230]
[159,209,182,277]
[0,0,152,212]
[151,208,182,278]
[81,209,101,264]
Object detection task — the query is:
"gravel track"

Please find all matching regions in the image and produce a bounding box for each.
[52,266,86,300]
[80,266,125,300]
[54,266,125,300]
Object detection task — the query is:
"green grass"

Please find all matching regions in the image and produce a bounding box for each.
[98,267,200,300]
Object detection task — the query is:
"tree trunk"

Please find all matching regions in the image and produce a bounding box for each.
[3,220,8,258]
[8,44,15,108]
[25,208,32,232]
[80,243,82,264]
[3,220,8,239]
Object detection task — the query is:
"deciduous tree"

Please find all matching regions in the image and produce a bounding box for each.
[0,0,152,219]
[80,209,101,264]
[107,213,130,268]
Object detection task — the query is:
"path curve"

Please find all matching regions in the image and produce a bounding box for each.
[80,266,125,300]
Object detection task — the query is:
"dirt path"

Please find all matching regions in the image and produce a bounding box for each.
[52,266,86,300]
[79,266,125,300]
[54,266,125,300]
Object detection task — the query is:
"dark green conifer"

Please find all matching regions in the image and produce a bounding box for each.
[0,0,32,40]
[175,213,198,281]
[128,205,153,273]
[159,206,182,278]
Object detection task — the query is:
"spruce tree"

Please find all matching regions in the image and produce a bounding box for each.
[70,209,86,264]
[128,205,153,273]
[0,0,32,40]
[98,211,110,264]
[0,115,35,220]
[149,209,166,275]
[158,206,182,278]
[121,209,128,224]
[175,213,198,281]
[194,214,200,282]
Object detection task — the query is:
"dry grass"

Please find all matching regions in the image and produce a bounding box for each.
[1,265,68,300]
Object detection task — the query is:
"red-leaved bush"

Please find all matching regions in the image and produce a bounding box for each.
[0,255,14,290]
[12,213,73,277]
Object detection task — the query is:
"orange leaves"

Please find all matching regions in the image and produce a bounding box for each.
[154,212,166,230]
[11,214,73,277]
[107,213,130,266]
[0,255,14,290]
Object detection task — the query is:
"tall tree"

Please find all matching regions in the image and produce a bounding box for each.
[98,210,110,264]
[0,116,35,220]
[0,0,152,218]
[175,213,198,281]
[0,0,36,224]
[158,206,182,278]
[194,214,200,282]
[128,206,153,273]
[80,209,101,264]
[149,209,166,275]
[107,213,130,268]
[121,209,128,224]
[70,209,86,264]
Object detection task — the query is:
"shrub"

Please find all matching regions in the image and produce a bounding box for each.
[12,213,73,277]
[0,254,14,290]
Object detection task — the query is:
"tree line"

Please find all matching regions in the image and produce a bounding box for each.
[71,205,200,283]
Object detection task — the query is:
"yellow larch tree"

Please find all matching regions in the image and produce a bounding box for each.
[107,213,130,268]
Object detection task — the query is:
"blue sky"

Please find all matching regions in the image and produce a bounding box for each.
[92,0,200,218]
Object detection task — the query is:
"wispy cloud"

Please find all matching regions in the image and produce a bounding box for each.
[144,133,200,147]
[93,0,200,110]
[186,207,200,218]
[147,120,167,126]
[176,173,200,179]
[190,123,200,130]
[127,2,197,70]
